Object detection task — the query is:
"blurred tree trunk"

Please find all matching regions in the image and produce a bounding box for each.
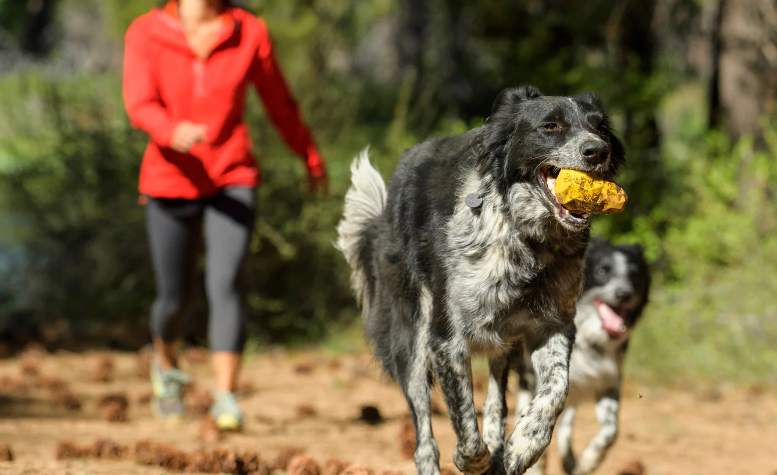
[396,0,429,94]
[443,0,473,117]
[712,0,777,146]
[708,0,723,130]
[612,0,659,149]
[710,0,777,207]
[606,0,660,219]
[20,0,55,56]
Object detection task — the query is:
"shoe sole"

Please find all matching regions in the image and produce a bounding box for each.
[215,413,242,431]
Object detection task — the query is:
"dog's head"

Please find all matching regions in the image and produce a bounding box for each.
[481,85,625,233]
[579,237,650,340]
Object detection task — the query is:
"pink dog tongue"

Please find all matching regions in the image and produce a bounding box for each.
[596,300,625,336]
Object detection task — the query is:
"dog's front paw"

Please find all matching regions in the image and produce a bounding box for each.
[453,440,492,475]
[503,430,551,475]
[502,449,528,475]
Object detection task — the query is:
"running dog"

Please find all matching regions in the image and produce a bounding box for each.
[513,237,650,475]
[336,85,625,475]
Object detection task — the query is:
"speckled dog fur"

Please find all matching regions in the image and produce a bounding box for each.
[337,85,625,475]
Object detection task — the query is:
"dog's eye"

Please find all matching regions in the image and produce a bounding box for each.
[598,125,609,136]
[544,123,560,131]
[597,265,611,276]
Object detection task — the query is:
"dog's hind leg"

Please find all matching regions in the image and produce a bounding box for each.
[402,287,441,475]
[433,342,491,475]
[570,389,619,475]
[481,354,510,474]
[557,407,577,475]
[504,325,574,475]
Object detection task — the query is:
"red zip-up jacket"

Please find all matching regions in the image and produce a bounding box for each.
[123,3,325,199]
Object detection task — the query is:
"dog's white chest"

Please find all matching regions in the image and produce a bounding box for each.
[568,344,621,403]
[446,194,533,340]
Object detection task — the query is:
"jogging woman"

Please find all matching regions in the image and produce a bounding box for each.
[122,0,327,430]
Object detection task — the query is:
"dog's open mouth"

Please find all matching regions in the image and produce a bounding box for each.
[538,166,590,228]
[595,298,629,338]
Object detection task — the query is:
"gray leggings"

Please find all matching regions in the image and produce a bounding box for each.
[146,187,256,353]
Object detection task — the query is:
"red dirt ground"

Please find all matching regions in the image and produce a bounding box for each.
[0,350,775,475]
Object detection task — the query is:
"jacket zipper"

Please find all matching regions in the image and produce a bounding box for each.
[193,59,206,97]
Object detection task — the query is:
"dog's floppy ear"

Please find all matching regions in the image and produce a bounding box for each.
[588,236,608,249]
[492,85,543,115]
[584,236,608,267]
[626,243,645,255]
[576,90,604,109]
[620,243,646,261]
[608,132,626,174]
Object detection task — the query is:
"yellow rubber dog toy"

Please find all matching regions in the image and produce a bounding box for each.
[554,169,628,215]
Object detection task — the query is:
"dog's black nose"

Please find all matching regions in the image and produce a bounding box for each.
[615,289,630,301]
[580,140,610,165]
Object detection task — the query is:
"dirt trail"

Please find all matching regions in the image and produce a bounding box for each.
[0,350,775,475]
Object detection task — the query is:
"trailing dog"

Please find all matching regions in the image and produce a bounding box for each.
[513,237,651,475]
[336,85,625,475]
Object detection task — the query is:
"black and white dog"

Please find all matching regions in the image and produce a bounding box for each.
[514,238,650,475]
[337,85,625,475]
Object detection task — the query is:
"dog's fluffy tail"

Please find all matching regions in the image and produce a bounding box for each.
[336,148,387,314]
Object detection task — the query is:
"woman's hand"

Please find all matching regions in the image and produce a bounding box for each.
[170,121,207,153]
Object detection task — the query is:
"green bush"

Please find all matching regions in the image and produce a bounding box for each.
[0,86,153,347]
[607,86,777,383]
[0,72,432,349]
[0,81,361,347]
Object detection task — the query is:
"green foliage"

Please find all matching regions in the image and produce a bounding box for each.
[0,0,29,37]
[0,77,354,348]
[608,85,777,383]
[101,0,160,39]
[0,84,152,346]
